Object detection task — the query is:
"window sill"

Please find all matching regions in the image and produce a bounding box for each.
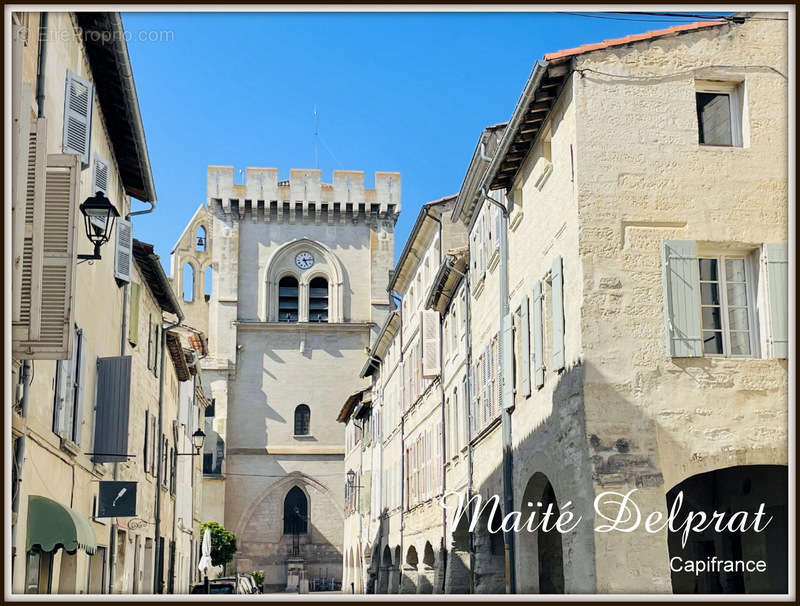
[59,438,81,458]
[292,434,316,440]
[698,143,744,151]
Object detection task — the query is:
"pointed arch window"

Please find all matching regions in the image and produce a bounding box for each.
[284,486,308,534]
[309,277,329,323]
[182,264,195,302]
[196,226,207,251]
[278,276,299,322]
[294,404,310,435]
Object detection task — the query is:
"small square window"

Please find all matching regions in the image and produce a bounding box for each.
[695,80,743,147]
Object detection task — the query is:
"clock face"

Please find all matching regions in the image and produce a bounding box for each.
[295,252,315,270]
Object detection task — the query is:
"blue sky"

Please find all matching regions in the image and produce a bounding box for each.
[121,11,718,269]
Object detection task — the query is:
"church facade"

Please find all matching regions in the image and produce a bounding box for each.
[169,166,400,590]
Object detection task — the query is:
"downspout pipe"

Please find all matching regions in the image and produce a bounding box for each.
[482,188,515,594]
[109,193,157,593]
[154,312,183,594]
[35,13,47,118]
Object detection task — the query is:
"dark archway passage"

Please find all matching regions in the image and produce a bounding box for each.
[666,465,788,594]
[517,472,565,593]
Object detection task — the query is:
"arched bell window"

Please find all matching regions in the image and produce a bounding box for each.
[308,277,329,323]
[284,486,308,535]
[196,225,207,251]
[278,276,299,322]
[294,404,310,436]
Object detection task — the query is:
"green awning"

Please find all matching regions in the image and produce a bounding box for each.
[26,495,97,555]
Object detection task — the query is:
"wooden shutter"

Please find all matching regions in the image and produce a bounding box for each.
[144,410,150,472]
[500,314,514,410]
[128,283,140,345]
[532,281,544,388]
[421,310,440,377]
[72,329,87,445]
[150,414,157,474]
[114,218,133,283]
[53,357,71,437]
[519,295,531,397]
[92,355,132,463]
[15,129,81,360]
[551,255,565,370]
[62,70,93,165]
[661,241,702,357]
[764,243,788,358]
[91,154,109,195]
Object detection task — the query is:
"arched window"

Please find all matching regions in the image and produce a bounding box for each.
[182,264,195,302]
[283,486,308,534]
[196,226,207,251]
[308,276,329,323]
[204,266,213,302]
[294,404,310,435]
[278,276,299,322]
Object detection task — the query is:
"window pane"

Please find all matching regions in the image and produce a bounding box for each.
[701,306,722,330]
[727,283,748,307]
[729,331,751,356]
[700,282,720,305]
[728,307,750,332]
[703,331,724,354]
[698,258,718,281]
[697,92,732,145]
[725,258,746,283]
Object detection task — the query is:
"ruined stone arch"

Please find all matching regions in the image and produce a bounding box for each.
[262,238,344,322]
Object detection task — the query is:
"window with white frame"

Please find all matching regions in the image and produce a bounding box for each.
[53,326,86,445]
[696,80,743,147]
[698,254,757,357]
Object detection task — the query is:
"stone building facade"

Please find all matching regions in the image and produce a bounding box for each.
[10,12,205,595]
[340,13,789,595]
[169,166,401,589]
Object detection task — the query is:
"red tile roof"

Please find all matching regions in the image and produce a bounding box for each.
[545,19,728,61]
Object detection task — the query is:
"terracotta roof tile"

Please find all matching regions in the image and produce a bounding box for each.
[545,19,727,61]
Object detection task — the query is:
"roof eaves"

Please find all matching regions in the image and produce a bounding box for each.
[132,239,184,319]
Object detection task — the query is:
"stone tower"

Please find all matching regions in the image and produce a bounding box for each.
[171,166,400,590]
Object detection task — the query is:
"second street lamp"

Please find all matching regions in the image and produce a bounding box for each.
[177,428,206,456]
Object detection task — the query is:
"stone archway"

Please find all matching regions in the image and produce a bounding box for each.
[417,542,435,593]
[666,465,787,594]
[517,472,564,594]
[377,545,392,593]
[399,545,418,593]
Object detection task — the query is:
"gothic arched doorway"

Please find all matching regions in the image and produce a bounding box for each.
[283,486,308,535]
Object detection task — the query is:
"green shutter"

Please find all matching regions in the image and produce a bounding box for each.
[551,256,565,370]
[520,296,531,397]
[661,240,702,357]
[765,243,788,358]
[532,281,544,388]
[128,283,140,346]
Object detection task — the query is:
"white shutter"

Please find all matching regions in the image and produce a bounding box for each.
[501,314,514,410]
[519,296,531,397]
[92,154,109,195]
[114,218,133,282]
[421,310,440,378]
[764,243,788,358]
[62,70,93,165]
[53,358,70,436]
[551,256,565,370]
[73,329,87,445]
[15,152,80,359]
[532,281,544,388]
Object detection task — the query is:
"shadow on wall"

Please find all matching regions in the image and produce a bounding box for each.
[366,358,788,595]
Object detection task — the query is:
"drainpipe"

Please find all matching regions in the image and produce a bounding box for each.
[423,207,448,586]
[389,289,404,590]
[154,315,182,593]
[481,188,515,594]
[35,13,47,118]
[108,200,156,594]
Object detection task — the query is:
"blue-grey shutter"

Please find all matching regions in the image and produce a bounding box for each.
[72,329,87,445]
[519,296,531,397]
[53,358,69,436]
[551,256,565,371]
[62,71,93,165]
[500,314,514,410]
[661,240,702,357]
[92,355,132,463]
[764,243,788,358]
[532,281,544,388]
[91,154,109,195]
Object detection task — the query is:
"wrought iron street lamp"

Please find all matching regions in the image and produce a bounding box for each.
[177,428,206,456]
[78,192,119,260]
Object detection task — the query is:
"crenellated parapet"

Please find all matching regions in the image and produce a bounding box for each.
[206,166,401,224]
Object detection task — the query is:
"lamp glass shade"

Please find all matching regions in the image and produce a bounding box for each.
[192,428,206,451]
[79,193,119,246]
